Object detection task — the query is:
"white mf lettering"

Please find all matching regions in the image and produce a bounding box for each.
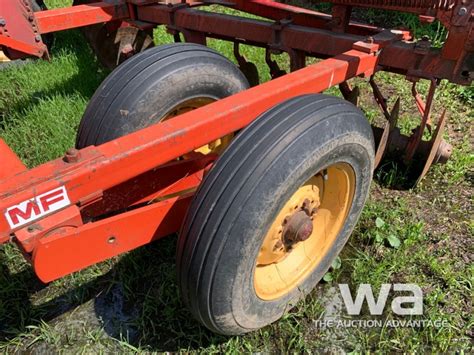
[5,186,70,229]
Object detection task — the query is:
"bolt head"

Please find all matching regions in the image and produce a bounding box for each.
[34,35,41,42]
[458,7,468,16]
[0,18,6,27]
[64,148,80,163]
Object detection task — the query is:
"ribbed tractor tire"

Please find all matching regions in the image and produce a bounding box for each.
[76,43,249,148]
[177,94,375,335]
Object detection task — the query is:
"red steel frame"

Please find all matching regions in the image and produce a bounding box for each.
[1,47,378,282]
[0,0,472,282]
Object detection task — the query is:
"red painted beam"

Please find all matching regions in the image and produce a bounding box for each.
[28,48,377,281]
[0,35,45,58]
[0,139,26,182]
[0,48,378,241]
[35,2,130,34]
[33,192,194,282]
[232,0,381,36]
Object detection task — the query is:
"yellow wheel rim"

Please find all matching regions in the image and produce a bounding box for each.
[254,163,356,300]
[162,97,233,155]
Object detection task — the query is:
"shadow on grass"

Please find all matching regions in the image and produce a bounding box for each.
[374,155,434,190]
[0,236,226,352]
[464,170,474,187]
[92,237,227,351]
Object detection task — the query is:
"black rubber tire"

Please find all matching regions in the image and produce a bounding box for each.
[177,94,375,335]
[76,43,249,148]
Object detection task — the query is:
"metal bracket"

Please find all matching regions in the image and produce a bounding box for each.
[339,81,359,106]
[164,2,189,38]
[269,18,292,54]
[405,78,438,162]
[0,0,48,59]
[369,77,400,168]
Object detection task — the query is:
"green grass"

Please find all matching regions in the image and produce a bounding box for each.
[0,0,473,353]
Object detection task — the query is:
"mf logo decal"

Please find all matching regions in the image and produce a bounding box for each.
[4,186,70,229]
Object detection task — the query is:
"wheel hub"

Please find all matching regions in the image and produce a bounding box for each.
[254,164,356,300]
[256,188,321,266]
[282,210,314,247]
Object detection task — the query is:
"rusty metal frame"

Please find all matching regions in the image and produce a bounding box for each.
[134,3,471,84]
[2,1,472,83]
